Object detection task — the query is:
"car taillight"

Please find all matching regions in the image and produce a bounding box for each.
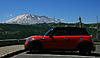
[91,37,94,42]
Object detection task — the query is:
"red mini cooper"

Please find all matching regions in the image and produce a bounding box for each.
[24,27,95,54]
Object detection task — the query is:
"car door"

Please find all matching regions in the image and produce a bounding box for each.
[42,28,79,50]
[50,28,73,49]
[41,28,68,49]
[63,36,80,49]
[51,28,80,50]
[42,36,57,49]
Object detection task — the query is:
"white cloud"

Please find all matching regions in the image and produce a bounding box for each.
[9,14,13,16]
[6,14,13,18]
[60,19,64,21]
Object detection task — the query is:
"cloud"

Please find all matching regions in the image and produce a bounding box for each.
[6,14,13,18]
[60,19,64,21]
[9,14,13,16]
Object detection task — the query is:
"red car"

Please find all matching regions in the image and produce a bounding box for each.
[24,27,95,54]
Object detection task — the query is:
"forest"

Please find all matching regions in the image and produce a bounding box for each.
[0,23,99,40]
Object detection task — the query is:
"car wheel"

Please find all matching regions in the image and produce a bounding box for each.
[29,45,40,53]
[78,43,92,55]
[28,43,42,53]
[79,50,91,55]
[29,49,39,54]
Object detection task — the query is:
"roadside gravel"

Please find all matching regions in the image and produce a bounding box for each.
[0,45,24,57]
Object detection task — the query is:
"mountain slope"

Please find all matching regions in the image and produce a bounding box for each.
[5,14,56,24]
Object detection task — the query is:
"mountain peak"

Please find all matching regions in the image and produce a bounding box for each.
[5,14,56,25]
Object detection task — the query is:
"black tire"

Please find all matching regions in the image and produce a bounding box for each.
[29,44,40,53]
[78,42,92,55]
[79,50,91,55]
[28,40,43,53]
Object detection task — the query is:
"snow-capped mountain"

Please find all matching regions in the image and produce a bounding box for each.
[5,14,56,24]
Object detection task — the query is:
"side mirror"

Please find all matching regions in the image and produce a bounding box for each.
[40,38,45,40]
[49,34,55,40]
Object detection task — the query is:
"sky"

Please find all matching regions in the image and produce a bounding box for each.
[0,0,100,23]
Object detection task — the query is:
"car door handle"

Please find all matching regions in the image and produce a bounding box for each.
[64,38,70,40]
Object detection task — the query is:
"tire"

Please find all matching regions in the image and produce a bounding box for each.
[28,40,43,53]
[29,45,40,53]
[79,50,91,55]
[78,42,92,55]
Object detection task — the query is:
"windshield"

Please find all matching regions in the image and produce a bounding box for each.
[44,28,54,36]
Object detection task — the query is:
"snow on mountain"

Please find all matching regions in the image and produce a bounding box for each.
[5,14,56,25]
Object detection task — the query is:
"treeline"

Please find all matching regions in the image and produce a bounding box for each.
[0,23,99,40]
[0,23,52,40]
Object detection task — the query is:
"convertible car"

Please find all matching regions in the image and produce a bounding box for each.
[24,27,95,54]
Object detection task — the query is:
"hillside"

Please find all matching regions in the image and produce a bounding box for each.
[0,23,100,40]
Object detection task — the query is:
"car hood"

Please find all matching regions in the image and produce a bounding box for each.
[31,36,44,40]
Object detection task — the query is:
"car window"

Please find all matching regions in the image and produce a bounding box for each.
[44,28,53,36]
[69,28,89,35]
[52,30,66,36]
[51,28,70,36]
[45,28,89,36]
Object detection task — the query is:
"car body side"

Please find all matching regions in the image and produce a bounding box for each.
[24,27,95,52]
[25,35,95,51]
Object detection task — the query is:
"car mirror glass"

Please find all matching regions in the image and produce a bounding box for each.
[40,38,45,40]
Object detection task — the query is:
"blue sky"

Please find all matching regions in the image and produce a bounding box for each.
[0,0,100,23]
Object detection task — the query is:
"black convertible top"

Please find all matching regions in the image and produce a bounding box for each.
[54,27,86,29]
[53,27,89,35]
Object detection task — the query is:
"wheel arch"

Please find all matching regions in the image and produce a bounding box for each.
[26,39,43,50]
[76,41,92,50]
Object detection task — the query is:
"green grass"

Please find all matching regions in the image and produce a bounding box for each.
[94,42,100,45]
